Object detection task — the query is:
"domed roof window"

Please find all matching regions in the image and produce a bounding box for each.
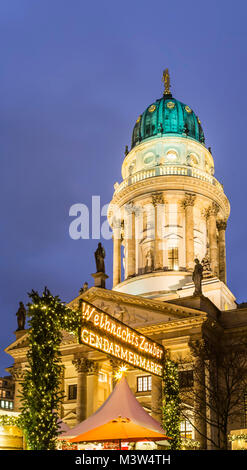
[166,150,178,162]
[189,153,199,166]
[143,152,155,165]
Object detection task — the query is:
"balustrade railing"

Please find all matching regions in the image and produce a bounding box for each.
[114,165,223,195]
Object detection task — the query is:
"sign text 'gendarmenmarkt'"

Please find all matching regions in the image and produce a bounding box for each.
[79,301,164,376]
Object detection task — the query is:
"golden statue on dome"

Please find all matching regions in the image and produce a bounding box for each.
[162,68,171,95]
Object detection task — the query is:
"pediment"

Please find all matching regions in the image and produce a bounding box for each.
[5,329,77,354]
[68,287,204,331]
[5,289,206,359]
[5,333,29,354]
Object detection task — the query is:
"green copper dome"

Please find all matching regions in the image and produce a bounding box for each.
[131,94,205,149]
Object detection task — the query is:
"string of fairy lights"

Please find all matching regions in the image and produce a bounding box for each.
[162,358,182,450]
[19,288,81,450]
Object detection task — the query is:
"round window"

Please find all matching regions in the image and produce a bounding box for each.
[167,101,175,109]
[166,150,178,162]
[148,104,156,113]
[143,153,155,165]
[185,105,192,113]
[189,154,199,166]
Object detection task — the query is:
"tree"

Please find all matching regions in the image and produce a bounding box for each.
[180,337,247,449]
[163,358,181,450]
[20,288,80,450]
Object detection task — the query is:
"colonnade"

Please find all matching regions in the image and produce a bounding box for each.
[112,192,227,287]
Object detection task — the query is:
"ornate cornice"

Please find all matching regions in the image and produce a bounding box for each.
[208,202,220,217]
[112,218,122,231]
[188,338,206,352]
[139,316,206,336]
[72,287,206,320]
[211,202,220,216]
[110,175,230,219]
[8,365,26,381]
[72,357,98,374]
[151,192,164,206]
[217,219,227,231]
[124,202,139,215]
[201,208,209,219]
[182,192,196,208]
[109,358,122,369]
[201,202,220,219]
[5,334,29,351]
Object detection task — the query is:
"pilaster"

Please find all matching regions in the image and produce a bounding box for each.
[207,203,220,277]
[112,219,122,287]
[152,192,164,271]
[73,357,96,423]
[217,219,227,284]
[9,366,26,412]
[182,193,196,271]
[125,203,136,278]
[151,374,163,423]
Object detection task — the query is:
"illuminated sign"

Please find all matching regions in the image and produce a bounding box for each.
[79,301,164,377]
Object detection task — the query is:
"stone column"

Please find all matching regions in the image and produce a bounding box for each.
[72,357,94,423]
[125,203,136,278]
[141,206,148,273]
[143,206,148,235]
[152,193,164,270]
[183,193,196,271]
[87,363,99,416]
[110,358,122,389]
[151,375,163,423]
[112,220,122,288]
[163,199,168,269]
[208,202,219,277]
[217,219,227,284]
[10,366,26,412]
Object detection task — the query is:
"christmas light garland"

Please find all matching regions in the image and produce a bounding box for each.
[19,288,80,450]
[162,358,181,450]
[0,415,20,427]
[228,433,247,442]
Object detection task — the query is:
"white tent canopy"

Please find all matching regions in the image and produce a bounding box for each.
[61,376,163,438]
[58,418,70,434]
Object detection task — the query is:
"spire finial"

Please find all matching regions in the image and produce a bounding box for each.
[162,68,171,95]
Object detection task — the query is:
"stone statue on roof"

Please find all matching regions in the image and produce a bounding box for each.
[16,301,26,330]
[94,242,105,273]
[162,68,171,95]
[192,259,203,296]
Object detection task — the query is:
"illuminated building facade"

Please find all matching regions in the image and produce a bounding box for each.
[5,71,247,449]
[0,376,14,411]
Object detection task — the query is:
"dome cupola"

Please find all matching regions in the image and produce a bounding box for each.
[131,69,205,149]
[109,69,231,309]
